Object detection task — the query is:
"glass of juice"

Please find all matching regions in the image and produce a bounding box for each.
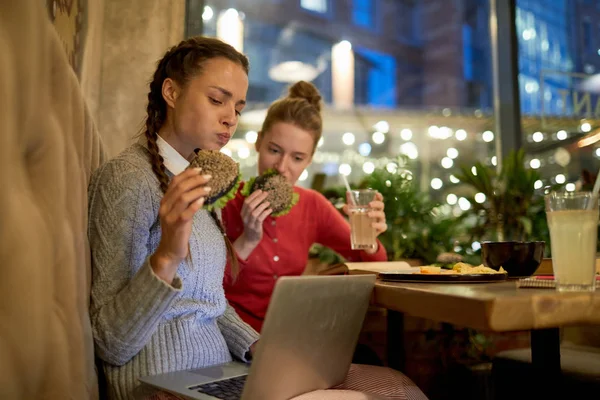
[347,189,378,250]
[545,191,599,292]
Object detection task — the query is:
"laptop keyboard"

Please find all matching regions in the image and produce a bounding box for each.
[189,375,247,400]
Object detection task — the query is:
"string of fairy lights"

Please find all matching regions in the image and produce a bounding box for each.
[223,119,599,210]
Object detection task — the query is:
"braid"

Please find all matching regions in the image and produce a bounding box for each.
[210,211,239,279]
[145,124,170,194]
[145,49,173,194]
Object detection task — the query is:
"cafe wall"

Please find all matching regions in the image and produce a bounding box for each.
[48,0,186,157]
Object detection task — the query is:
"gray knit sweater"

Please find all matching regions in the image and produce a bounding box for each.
[88,143,259,400]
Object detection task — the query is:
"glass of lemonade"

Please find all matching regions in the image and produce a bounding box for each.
[347,189,378,250]
[545,192,599,292]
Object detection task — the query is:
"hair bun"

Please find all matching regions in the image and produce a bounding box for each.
[288,81,322,112]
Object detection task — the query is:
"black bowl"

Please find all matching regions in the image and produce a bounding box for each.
[481,241,545,278]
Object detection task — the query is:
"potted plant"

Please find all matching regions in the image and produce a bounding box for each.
[454,149,544,243]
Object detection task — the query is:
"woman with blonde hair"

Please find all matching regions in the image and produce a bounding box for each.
[222,81,427,399]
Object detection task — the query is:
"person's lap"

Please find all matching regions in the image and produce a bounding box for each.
[292,389,387,400]
[327,364,426,400]
[145,364,427,400]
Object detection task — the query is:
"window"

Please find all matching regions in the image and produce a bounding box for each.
[582,19,593,54]
[396,0,420,43]
[352,0,375,28]
[354,47,396,107]
[463,24,474,81]
[186,0,497,199]
[598,22,600,54]
[515,0,597,201]
[301,0,328,14]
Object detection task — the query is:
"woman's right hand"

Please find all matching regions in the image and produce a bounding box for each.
[151,168,212,283]
[240,190,272,244]
[232,190,272,261]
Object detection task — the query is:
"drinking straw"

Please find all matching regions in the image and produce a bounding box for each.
[590,167,600,210]
[341,174,357,206]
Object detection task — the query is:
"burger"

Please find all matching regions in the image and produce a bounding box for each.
[188,149,241,210]
[241,169,299,217]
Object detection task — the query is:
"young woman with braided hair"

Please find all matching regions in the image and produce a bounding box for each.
[88,37,258,399]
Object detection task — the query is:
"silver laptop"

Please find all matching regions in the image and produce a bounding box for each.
[139,274,376,400]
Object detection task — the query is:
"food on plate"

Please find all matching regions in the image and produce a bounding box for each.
[419,262,506,275]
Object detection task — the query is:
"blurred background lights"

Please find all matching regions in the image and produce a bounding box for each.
[342,132,355,145]
[400,142,418,159]
[441,157,454,169]
[400,129,413,141]
[458,197,471,211]
[237,147,250,159]
[202,5,214,20]
[372,131,386,144]
[339,163,352,176]
[363,162,375,174]
[431,178,443,190]
[581,122,592,132]
[447,148,459,159]
[245,130,258,143]
[386,163,398,174]
[299,170,308,181]
[374,120,390,133]
[532,131,544,142]
[455,129,467,141]
[358,142,372,156]
[530,158,541,169]
[482,130,494,142]
[556,130,567,140]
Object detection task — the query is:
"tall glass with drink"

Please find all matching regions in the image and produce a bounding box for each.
[545,192,599,292]
[347,189,377,250]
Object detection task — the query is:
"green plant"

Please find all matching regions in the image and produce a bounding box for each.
[455,149,547,243]
[308,243,345,265]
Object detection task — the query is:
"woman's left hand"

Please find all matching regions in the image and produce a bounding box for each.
[245,340,258,363]
[343,192,387,237]
[367,192,387,236]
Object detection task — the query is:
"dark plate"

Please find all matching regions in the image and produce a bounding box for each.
[379,271,508,283]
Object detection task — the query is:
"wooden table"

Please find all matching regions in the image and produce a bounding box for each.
[373,280,600,395]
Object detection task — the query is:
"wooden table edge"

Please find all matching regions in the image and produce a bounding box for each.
[373,279,600,332]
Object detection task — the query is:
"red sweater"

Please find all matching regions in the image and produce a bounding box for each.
[222,185,387,332]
